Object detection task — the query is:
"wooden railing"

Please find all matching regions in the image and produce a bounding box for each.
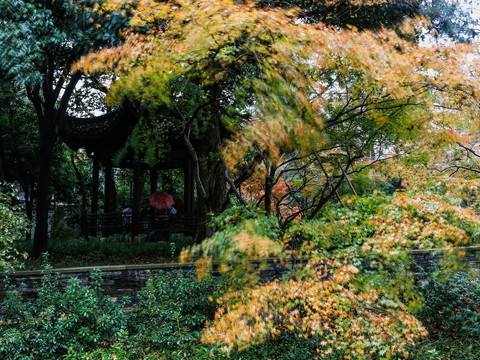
[87,213,196,235]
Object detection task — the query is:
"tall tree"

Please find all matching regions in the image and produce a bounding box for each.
[0,0,128,255]
[0,81,38,237]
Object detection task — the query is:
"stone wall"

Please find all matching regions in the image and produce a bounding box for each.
[0,261,289,303]
[0,263,196,303]
[1,246,479,304]
[411,246,480,273]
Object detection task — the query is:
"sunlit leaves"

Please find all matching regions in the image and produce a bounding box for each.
[77,0,480,174]
[201,258,427,358]
[183,177,480,356]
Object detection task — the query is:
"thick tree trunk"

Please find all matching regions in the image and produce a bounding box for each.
[131,162,143,241]
[91,159,99,214]
[149,168,157,226]
[22,179,35,241]
[31,71,81,257]
[103,163,117,213]
[264,165,277,216]
[195,90,227,240]
[184,160,195,235]
[104,163,113,213]
[33,122,55,256]
[90,159,99,236]
[103,163,115,237]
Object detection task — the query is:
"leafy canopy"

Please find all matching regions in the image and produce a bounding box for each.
[0,0,128,86]
[74,4,480,356]
[77,0,480,169]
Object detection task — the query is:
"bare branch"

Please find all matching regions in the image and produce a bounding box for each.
[222,159,248,206]
[183,134,208,201]
[458,142,480,158]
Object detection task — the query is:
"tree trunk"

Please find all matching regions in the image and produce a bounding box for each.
[150,168,157,227]
[103,163,114,237]
[90,159,99,236]
[195,88,227,240]
[22,179,35,241]
[264,164,277,216]
[31,72,81,257]
[131,162,143,241]
[103,163,117,213]
[33,120,55,256]
[184,160,195,235]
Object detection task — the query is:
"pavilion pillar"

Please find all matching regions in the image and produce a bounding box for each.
[131,162,143,241]
[184,159,194,218]
[103,162,116,237]
[149,168,158,227]
[184,159,195,237]
[90,158,99,236]
[91,159,99,214]
[104,163,114,213]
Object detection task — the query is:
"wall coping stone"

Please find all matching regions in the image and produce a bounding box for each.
[410,245,480,255]
[2,262,196,278]
[2,246,479,278]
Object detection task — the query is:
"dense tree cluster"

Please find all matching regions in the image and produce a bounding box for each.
[1,0,480,358]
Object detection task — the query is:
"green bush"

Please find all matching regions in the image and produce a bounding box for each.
[417,271,480,339]
[285,192,389,251]
[209,204,281,240]
[0,182,27,270]
[409,271,480,360]
[128,270,220,351]
[0,267,129,359]
[0,266,220,359]
[49,220,74,241]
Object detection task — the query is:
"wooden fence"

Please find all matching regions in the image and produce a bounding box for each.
[87,213,196,235]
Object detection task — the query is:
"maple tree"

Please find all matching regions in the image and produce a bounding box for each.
[179,177,480,358]
[74,1,480,356]
[77,0,480,237]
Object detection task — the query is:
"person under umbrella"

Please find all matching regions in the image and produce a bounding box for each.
[148,190,175,241]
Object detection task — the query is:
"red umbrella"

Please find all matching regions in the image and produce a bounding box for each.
[149,191,175,210]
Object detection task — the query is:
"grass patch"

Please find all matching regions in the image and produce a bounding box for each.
[14,234,196,269]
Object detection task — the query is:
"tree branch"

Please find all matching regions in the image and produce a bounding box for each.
[183,134,208,201]
[458,142,480,158]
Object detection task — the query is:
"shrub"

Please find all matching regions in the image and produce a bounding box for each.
[128,270,220,352]
[0,267,129,359]
[201,258,427,359]
[417,271,480,339]
[285,192,388,251]
[181,210,283,283]
[0,266,220,359]
[0,182,27,270]
[185,180,480,358]
[406,271,480,360]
